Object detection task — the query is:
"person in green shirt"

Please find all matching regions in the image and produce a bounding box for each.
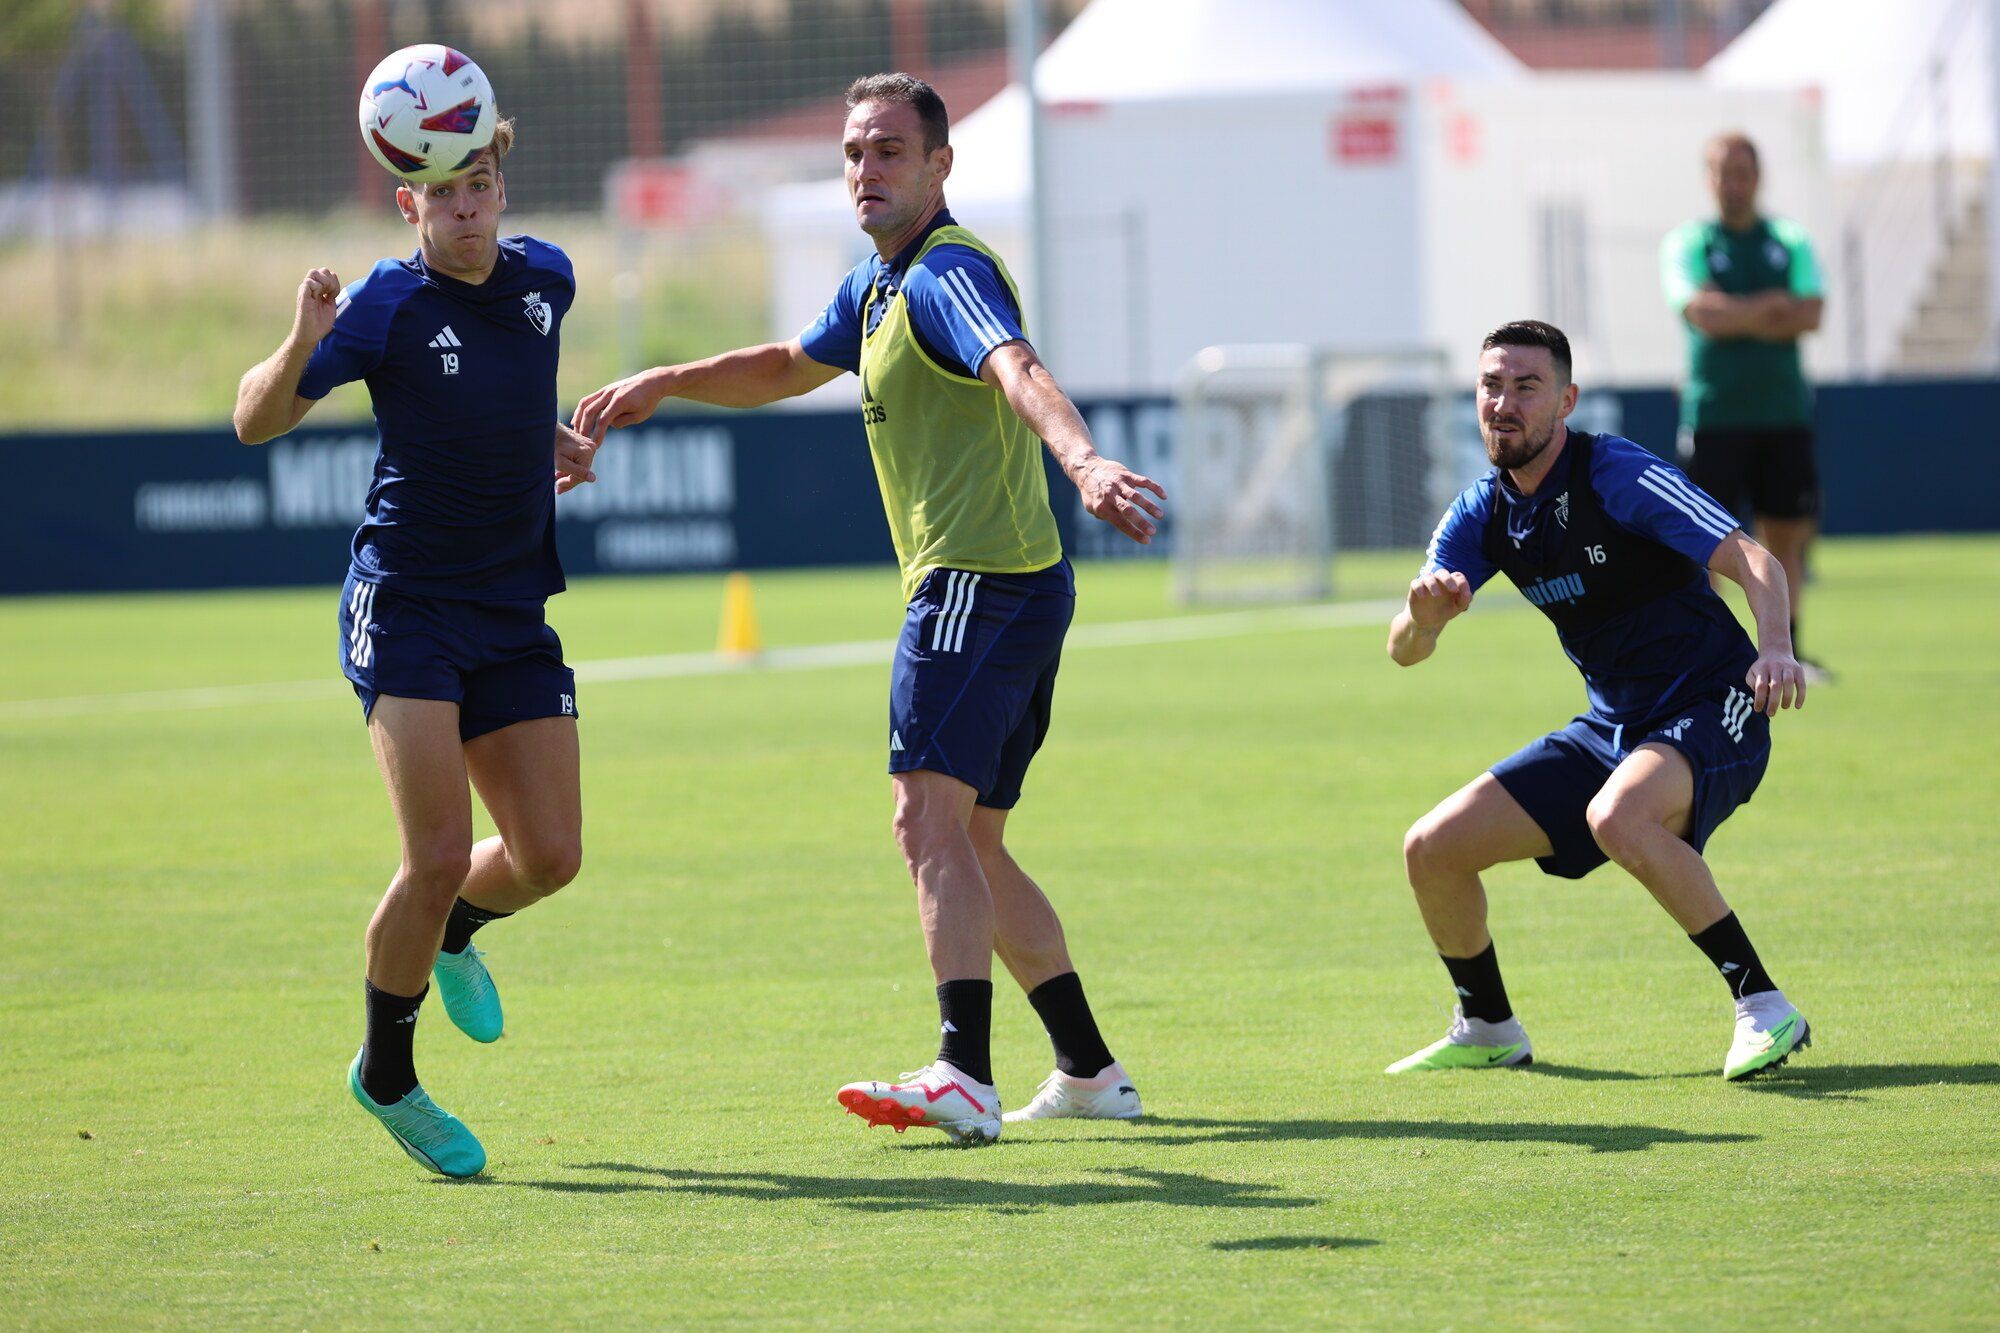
[574,74,1164,1146]
[1661,132,1828,678]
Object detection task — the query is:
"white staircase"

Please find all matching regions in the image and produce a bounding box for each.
[1893,189,1994,376]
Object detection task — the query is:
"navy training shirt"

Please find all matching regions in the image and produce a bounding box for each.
[799,209,1026,378]
[296,235,574,601]
[1423,431,1757,724]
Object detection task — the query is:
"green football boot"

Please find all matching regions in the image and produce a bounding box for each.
[1724,992,1811,1080]
[432,944,504,1043]
[1386,1006,1533,1074]
[347,1052,487,1178]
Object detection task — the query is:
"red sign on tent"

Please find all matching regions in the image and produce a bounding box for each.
[1333,114,1399,165]
[606,160,730,228]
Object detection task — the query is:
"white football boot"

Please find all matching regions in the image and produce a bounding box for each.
[1724,990,1811,1080]
[836,1060,1003,1146]
[1003,1062,1143,1123]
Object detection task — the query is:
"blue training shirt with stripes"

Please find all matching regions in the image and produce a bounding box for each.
[799,209,1025,378]
[296,235,574,601]
[1423,430,1756,722]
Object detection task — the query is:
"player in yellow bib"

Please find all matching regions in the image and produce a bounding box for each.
[575,74,1166,1145]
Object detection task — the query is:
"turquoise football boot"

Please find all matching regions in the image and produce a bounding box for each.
[347,1052,487,1178]
[432,944,504,1043]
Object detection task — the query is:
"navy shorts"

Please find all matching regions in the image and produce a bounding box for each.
[337,572,578,743]
[1490,679,1772,880]
[889,560,1074,809]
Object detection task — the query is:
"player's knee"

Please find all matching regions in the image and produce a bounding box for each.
[400,845,471,905]
[516,837,583,896]
[1403,812,1466,885]
[891,790,955,867]
[968,823,1008,867]
[1585,793,1646,865]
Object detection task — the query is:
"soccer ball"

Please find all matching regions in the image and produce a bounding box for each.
[358,44,498,184]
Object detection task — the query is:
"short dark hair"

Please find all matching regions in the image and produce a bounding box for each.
[1707,131,1759,171]
[1481,320,1572,384]
[845,72,949,153]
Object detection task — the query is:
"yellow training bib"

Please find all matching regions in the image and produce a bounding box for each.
[857,225,1063,602]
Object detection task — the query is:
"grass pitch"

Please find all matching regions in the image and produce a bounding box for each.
[2,538,1996,1327]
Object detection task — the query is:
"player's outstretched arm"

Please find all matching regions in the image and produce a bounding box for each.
[235,267,337,445]
[1388,570,1473,667]
[571,340,844,443]
[979,342,1166,545]
[1708,531,1806,715]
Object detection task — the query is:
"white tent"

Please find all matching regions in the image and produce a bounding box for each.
[1031,0,1522,99]
[762,0,1527,401]
[761,0,1832,398]
[1706,0,1993,166]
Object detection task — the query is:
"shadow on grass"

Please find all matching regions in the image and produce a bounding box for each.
[1138,1116,1753,1154]
[1210,1236,1380,1253]
[1734,1060,2000,1101]
[471,1163,1318,1214]
[1519,1064,1666,1082]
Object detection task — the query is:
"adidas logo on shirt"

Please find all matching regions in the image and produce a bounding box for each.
[428,326,463,349]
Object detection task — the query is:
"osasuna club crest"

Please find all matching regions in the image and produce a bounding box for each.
[523,291,552,336]
[1554,491,1570,529]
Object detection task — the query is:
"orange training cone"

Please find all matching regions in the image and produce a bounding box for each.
[716,570,763,660]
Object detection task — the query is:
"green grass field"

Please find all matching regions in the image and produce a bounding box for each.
[3,538,1997,1327]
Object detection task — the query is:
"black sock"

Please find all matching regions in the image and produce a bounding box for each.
[935,979,994,1087]
[1441,942,1513,1023]
[360,981,426,1105]
[439,898,512,956]
[1689,911,1777,1000]
[1025,971,1116,1078]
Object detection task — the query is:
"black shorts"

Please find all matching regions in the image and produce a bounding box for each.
[1683,426,1819,522]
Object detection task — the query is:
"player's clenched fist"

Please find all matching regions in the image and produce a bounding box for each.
[571,368,673,445]
[1406,569,1473,630]
[295,268,341,344]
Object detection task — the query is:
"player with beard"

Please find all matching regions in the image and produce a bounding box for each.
[1383,321,1812,1080]
[573,74,1163,1144]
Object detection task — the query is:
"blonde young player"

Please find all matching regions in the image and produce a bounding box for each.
[235,115,599,1177]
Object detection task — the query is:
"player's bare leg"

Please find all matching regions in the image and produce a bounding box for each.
[424,716,584,1042]
[972,805,1071,990]
[364,697,475,997]
[972,806,1138,1121]
[1388,775,1552,1073]
[1589,743,1810,1078]
[351,695,484,1176]
[461,716,583,912]
[1584,744,1721,931]
[837,770,1002,1144]
[1401,774,1553,957]
[892,769,993,982]
[1757,515,1823,677]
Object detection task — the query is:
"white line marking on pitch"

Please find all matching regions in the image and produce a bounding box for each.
[0,597,1408,722]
